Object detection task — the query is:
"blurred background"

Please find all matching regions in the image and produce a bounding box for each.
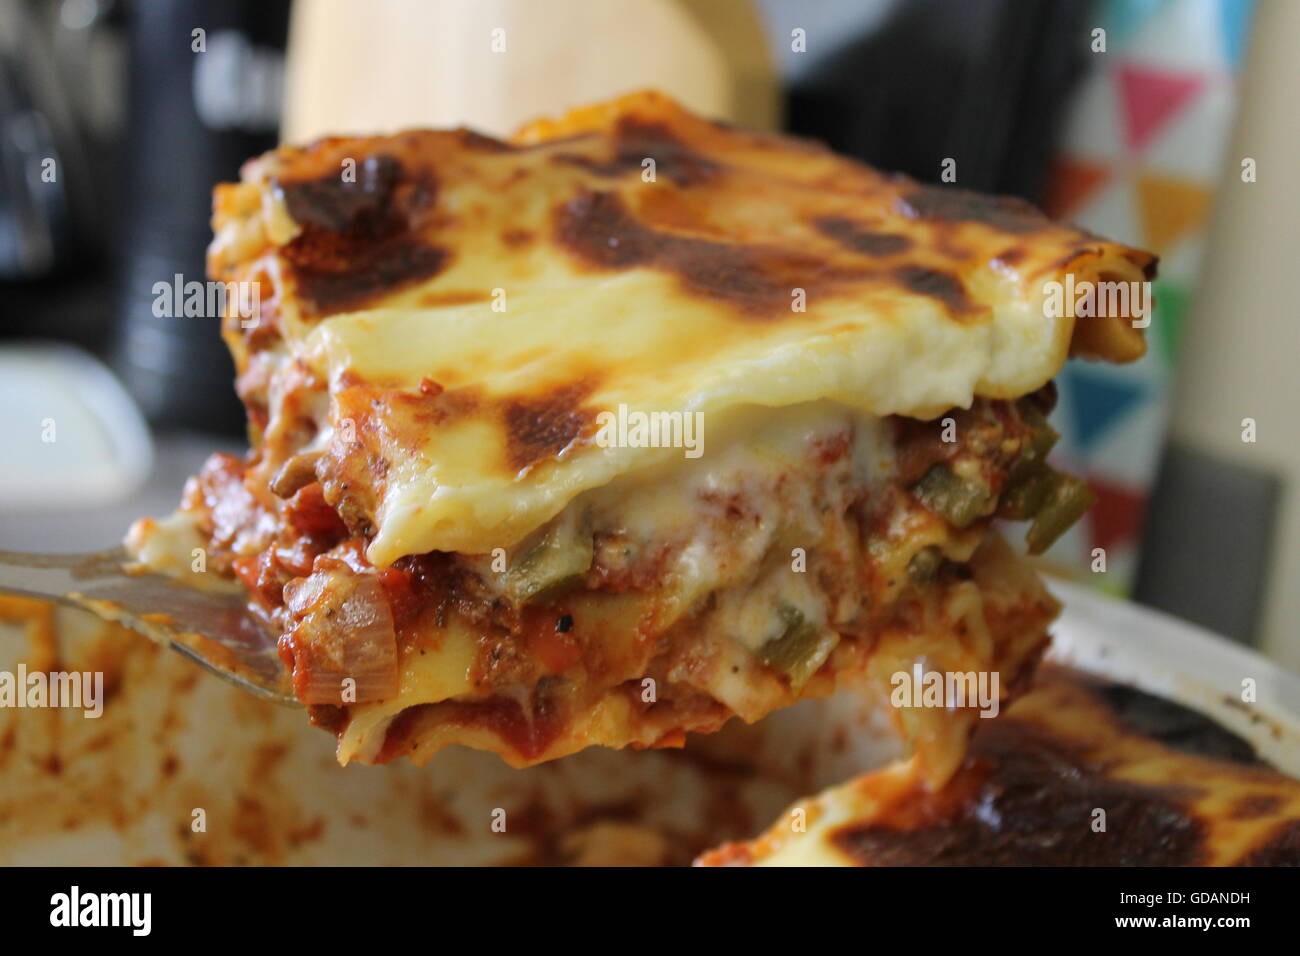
[0,0,1295,667]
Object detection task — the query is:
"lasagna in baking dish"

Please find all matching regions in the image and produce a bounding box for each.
[127,92,1156,776]
[697,666,1300,866]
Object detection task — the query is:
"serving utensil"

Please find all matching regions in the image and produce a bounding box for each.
[0,548,295,705]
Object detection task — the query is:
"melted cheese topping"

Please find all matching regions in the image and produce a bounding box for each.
[209,90,1154,566]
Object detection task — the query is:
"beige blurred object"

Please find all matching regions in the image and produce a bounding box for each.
[282,0,777,142]
[0,596,895,866]
[1169,0,1300,671]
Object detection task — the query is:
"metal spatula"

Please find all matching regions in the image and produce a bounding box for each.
[0,548,296,705]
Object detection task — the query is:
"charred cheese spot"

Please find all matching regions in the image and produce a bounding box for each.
[502,382,597,474]
[892,265,979,318]
[828,720,1208,866]
[896,181,1049,234]
[552,117,720,187]
[814,216,913,257]
[279,154,405,232]
[1231,793,1285,820]
[555,190,869,318]
[1092,678,1265,766]
[1238,820,1300,866]
[277,155,448,317]
[319,374,597,535]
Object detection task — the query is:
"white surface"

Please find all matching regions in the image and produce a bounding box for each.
[0,344,153,509]
[1048,579,1300,774]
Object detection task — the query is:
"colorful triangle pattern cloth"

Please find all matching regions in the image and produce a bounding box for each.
[1038,0,1254,593]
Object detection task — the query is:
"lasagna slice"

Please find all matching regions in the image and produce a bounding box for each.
[127,92,1155,778]
[697,666,1300,867]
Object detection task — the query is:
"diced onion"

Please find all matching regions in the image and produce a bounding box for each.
[283,565,399,705]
